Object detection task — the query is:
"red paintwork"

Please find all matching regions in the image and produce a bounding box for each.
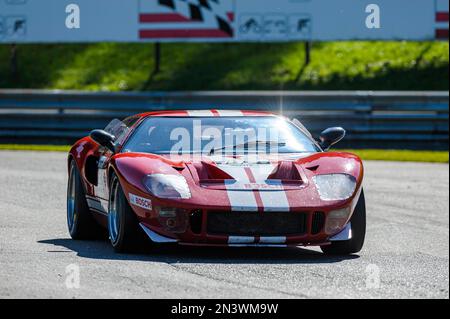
[135,110,276,118]
[68,110,364,247]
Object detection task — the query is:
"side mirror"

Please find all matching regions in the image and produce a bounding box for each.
[90,129,116,153]
[319,127,346,151]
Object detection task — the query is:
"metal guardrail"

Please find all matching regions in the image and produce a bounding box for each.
[0,90,448,149]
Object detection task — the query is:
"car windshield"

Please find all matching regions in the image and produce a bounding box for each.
[122,116,319,154]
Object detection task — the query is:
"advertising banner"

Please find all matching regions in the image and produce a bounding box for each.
[0,0,448,43]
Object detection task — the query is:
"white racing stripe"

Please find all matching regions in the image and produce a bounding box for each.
[259,237,287,244]
[248,163,276,183]
[249,165,291,212]
[258,180,290,212]
[187,110,215,117]
[218,163,291,212]
[220,165,259,212]
[216,110,244,117]
[224,181,259,212]
[228,236,255,244]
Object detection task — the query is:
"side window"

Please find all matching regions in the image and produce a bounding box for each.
[122,116,139,128]
[104,117,139,146]
[117,116,139,145]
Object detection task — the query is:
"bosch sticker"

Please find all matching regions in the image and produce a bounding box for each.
[129,193,152,211]
[243,183,284,190]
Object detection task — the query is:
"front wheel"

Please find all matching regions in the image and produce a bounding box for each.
[108,173,150,253]
[321,189,366,255]
[67,161,103,239]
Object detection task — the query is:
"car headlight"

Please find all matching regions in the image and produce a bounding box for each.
[143,174,191,199]
[313,174,356,201]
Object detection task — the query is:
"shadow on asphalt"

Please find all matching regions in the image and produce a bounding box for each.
[38,238,359,264]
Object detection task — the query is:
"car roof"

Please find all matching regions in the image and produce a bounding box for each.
[138,110,278,118]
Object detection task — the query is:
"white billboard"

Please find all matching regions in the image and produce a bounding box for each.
[0,0,448,43]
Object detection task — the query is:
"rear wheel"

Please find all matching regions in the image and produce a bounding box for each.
[108,173,150,253]
[321,189,366,255]
[67,161,103,239]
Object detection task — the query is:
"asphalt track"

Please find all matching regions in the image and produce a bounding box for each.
[0,150,448,299]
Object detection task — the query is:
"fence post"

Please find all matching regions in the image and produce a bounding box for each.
[10,43,19,83]
[154,42,161,74]
[304,41,312,66]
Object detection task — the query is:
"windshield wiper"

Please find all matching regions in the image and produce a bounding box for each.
[209,140,286,155]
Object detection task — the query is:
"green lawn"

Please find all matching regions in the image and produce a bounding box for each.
[342,149,449,164]
[0,144,70,152]
[0,145,448,163]
[0,42,448,91]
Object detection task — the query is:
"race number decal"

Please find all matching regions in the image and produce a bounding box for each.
[129,194,153,211]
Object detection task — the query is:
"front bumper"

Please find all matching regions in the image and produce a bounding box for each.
[139,208,352,247]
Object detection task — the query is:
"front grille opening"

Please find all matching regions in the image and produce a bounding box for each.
[189,210,203,234]
[311,212,325,235]
[207,211,307,236]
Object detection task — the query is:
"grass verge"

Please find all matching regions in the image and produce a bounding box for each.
[0,41,448,91]
[341,149,449,163]
[0,145,448,163]
[0,144,70,152]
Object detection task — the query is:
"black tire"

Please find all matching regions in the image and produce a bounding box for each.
[108,173,150,253]
[320,189,366,255]
[67,160,103,239]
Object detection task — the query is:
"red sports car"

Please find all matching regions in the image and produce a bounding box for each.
[67,110,365,255]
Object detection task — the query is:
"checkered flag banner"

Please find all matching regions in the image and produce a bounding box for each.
[139,0,235,39]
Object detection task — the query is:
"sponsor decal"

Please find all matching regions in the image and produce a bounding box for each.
[129,193,153,211]
[242,183,284,190]
[75,141,86,159]
[223,182,284,191]
[238,13,312,40]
